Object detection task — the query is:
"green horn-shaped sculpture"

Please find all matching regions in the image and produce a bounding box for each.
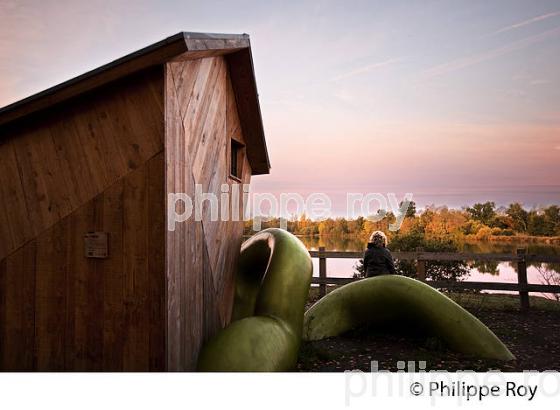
[197,228,313,371]
[304,275,515,361]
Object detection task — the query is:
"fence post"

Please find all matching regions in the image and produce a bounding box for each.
[319,246,327,297]
[517,248,529,312]
[416,247,426,281]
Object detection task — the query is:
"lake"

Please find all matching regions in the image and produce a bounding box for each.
[298,235,560,297]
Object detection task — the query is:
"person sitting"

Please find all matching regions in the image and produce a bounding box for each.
[363,231,396,277]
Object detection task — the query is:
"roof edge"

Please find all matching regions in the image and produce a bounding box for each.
[225,48,270,175]
[0,31,270,174]
[0,32,249,128]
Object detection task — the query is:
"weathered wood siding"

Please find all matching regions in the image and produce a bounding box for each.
[0,68,164,261]
[165,55,251,371]
[0,55,253,371]
[0,69,166,371]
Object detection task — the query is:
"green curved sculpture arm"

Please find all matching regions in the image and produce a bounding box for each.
[197,228,313,371]
[303,275,515,361]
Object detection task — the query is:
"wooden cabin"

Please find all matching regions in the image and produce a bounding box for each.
[0,32,270,371]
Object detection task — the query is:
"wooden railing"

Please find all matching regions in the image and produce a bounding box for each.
[309,247,560,311]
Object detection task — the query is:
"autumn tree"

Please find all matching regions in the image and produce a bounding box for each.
[506,203,528,233]
[465,202,496,226]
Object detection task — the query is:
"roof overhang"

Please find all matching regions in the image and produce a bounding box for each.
[0,32,270,175]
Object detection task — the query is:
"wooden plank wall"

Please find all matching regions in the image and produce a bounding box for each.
[0,153,166,371]
[0,68,164,261]
[165,55,251,371]
[0,69,166,371]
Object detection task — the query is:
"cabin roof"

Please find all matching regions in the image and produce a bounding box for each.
[0,32,270,174]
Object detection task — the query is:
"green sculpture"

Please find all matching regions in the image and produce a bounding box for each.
[303,275,515,361]
[197,228,313,371]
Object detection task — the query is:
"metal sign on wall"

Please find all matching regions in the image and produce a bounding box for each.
[84,232,109,258]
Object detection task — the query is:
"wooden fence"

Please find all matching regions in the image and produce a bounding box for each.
[309,247,560,311]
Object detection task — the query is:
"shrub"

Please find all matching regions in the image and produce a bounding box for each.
[500,229,515,236]
[475,226,492,241]
[491,227,502,236]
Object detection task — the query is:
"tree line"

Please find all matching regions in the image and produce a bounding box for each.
[244,201,560,241]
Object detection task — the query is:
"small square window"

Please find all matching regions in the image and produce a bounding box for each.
[230,139,245,180]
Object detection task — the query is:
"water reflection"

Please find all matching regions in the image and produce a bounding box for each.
[298,235,560,287]
[299,235,366,252]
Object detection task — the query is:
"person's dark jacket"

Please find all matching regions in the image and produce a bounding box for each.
[363,243,396,277]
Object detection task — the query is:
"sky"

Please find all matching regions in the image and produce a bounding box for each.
[1,0,559,214]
